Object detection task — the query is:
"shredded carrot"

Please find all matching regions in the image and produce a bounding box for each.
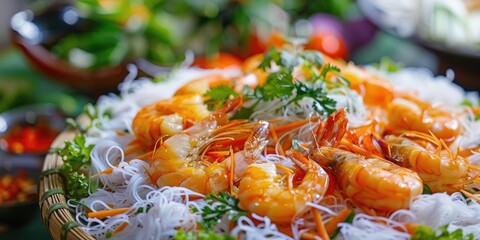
[90,159,136,178]
[313,208,330,240]
[300,232,318,240]
[324,208,352,234]
[113,222,129,235]
[213,136,247,148]
[273,117,320,134]
[87,207,129,219]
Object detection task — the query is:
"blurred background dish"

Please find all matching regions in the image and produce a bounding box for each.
[358,0,480,90]
[10,2,134,97]
[0,104,65,232]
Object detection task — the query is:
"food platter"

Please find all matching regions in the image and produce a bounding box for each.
[39,128,94,240]
[39,46,480,240]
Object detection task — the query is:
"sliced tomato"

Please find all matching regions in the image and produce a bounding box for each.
[193,52,242,69]
[306,31,349,60]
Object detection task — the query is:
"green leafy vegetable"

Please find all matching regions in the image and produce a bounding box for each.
[411,225,473,240]
[56,134,94,199]
[174,230,234,240]
[205,47,338,118]
[192,192,247,231]
[204,85,239,110]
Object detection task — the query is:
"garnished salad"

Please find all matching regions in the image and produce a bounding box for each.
[56,45,480,239]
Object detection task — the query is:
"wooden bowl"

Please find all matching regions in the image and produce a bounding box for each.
[10,3,130,97]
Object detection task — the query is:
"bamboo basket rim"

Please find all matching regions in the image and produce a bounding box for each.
[39,127,94,240]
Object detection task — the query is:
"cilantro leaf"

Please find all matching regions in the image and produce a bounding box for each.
[193,192,247,231]
[258,47,282,70]
[204,85,239,110]
[56,134,94,199]
[261,70,295,101]
[320,63,340,78]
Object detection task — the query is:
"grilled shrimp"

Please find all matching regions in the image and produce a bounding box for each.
[387,97,461,142]
[384,133,474,193]
[237,149,329,224]
[131,93,210,149]
[311,147,423,212]
[149,97,242,194]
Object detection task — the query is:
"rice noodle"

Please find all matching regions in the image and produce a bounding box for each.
[68,59,480,240]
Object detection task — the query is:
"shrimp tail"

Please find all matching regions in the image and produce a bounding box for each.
[212,96,243,121]
[315,109,348,148]
[244,120,270,160]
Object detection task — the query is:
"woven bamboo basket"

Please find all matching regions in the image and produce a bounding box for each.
[39,128,94,240]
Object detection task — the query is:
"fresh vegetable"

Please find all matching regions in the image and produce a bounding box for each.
[87,207,130,219]
[56,134,94,200]
[192,192,247,231]
[205,47,339,118]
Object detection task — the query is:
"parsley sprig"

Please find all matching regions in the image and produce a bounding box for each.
[204,47,340,118]
[56,134,95,200]
[192,192,247,231]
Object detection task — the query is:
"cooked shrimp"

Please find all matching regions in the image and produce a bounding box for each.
[149,97,242,194]
[311,147,423,212]
[387,97,461,142]
[237,149,329,224]
[174,71,260,97]
[384,133,474,193]
[338,63,394,108]
[131,93,210,149]
[222,120,270,180]
[174,74,234,96]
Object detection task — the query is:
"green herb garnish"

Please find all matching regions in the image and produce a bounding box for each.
[204,85,239,110]
[57,134,94,199]
[204,47,338,118]
[192,192,247,231]
[411,225,473,240]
